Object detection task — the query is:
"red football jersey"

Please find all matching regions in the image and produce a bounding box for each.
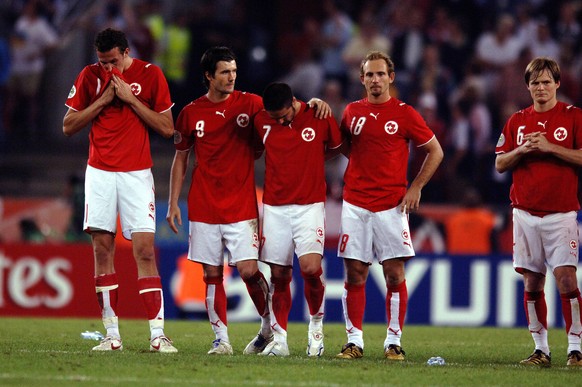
[65,59,173,172]
[175,90,263,223]
[495,101,582,215]
[255,101,343,205]
[341,97,435,212]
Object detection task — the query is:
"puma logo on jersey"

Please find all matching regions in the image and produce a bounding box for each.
[537,121,547,129]
[369,112,379,120]
[216,110,226,118]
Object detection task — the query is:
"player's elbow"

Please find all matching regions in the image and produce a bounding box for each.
[428,142,444,165]
[434,145,444,163]
[494,158,507,174]
[62,124,75,137]
[62,110,80,137]
[158,117,174,139]
[161,126,174,139]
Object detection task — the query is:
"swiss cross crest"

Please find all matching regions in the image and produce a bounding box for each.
[316,227,324,238]
[237,114,250,127]
[302,127,315,142]
[554,127,568,141]
[570,240,578,250]
[385,120,398,134]
[402,230,410,240]
[130,82,142,95]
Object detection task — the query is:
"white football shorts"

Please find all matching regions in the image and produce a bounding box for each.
[188,219,259,266]
[337,200,415,264]
[84,165,156,239]
[512,208,579,275]
[260,202,325,266]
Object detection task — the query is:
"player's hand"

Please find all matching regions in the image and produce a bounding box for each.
[111,75,135,104]
[400,186,421,213]
[166,205,182,234]
[524,131,553,153]
[307,98,332,119]
[100,82,116,105]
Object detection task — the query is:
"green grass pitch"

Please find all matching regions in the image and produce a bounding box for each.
[1,317,581,386]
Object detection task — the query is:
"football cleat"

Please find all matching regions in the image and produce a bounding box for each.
[336,343,363,359]
[259,341,289,357]
[306,331,324,357]
[520,349,551,366]
[92,336,123,351]
[243,332,274,355]
[567,350,582,366]
[150,335,178,353]
[207,339,233,355]
[384,344,405,360]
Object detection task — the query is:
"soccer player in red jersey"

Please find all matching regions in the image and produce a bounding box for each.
[253,82,343,356]
[166,47,330,355]
[335,51,443,360]
[63,28,177,353]
[495,57,582,367]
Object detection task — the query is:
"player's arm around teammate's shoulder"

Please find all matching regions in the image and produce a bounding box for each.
[324,114,344,161]
[307,98,332,119]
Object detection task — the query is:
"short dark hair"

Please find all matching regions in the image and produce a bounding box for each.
[200,46,237,89]
[263,82,293,112]
[94,28,129,53]
[524,57,560,85]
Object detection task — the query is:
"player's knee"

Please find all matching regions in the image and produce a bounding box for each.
[237,261,259,281]
[300,263,321,278]
[134,247,156,264]
[386,275,405,287]
[556,273,578,293]
[554,266,578,293]
[92,244,114,264]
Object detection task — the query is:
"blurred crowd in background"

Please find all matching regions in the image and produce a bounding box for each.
[1,0,582,233]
